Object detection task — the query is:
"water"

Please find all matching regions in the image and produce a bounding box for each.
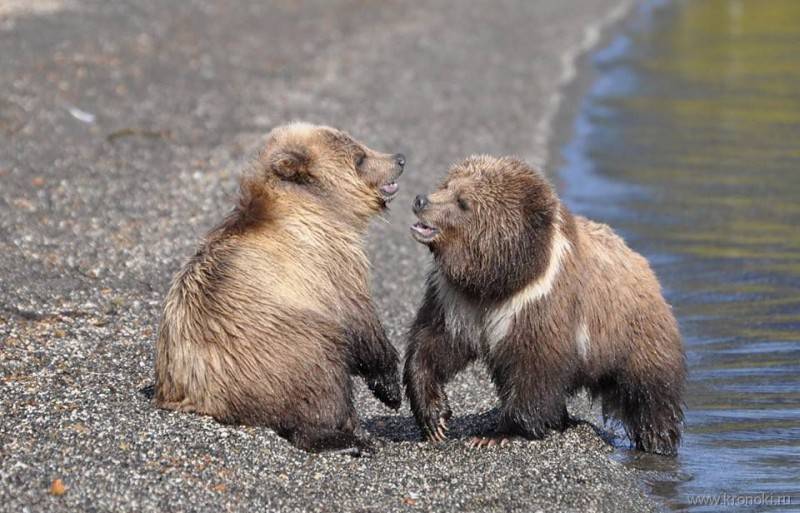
[556,0,800,510]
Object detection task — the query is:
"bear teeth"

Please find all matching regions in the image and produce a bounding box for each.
[379,181,399,198]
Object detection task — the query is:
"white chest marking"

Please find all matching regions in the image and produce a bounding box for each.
[434,273,485,352]
[435,228,572,351]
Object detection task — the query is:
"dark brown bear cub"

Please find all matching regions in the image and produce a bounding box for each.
[155,123,405,455]
[403,155,685,455]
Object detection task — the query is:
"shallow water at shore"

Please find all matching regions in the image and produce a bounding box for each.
[557,0,800,510]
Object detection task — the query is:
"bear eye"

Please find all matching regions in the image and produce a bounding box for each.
[457,197,470,211]
[355,153,366,168]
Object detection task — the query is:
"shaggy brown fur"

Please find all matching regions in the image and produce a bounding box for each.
[155,123,406,455]
[403,155,685,455]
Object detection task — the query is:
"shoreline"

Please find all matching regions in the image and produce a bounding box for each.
[545,1,638,178]
[537,0,636,172]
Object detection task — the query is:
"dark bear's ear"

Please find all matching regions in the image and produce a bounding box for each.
[520,176,557,241]
[270,148,311,183]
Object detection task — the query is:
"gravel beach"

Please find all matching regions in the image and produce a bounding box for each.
[0,1,658,511]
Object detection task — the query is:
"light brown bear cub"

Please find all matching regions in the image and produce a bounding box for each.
[155,123,406,455]
[404,155,685,455]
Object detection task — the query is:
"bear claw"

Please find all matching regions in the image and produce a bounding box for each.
[466,435,516,449]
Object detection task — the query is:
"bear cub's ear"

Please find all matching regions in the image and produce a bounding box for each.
[270,147,312,183]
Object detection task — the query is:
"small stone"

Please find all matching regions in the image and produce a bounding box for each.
[50,479,66,496]
[70,423,88,433]
[12,198,35,211]
[402,497,417,506]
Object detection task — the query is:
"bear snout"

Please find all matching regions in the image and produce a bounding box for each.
[394,153,406,171]
[413,194,428,214]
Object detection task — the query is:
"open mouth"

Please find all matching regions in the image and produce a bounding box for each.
[379,181,399,201]
[410,221,439,243]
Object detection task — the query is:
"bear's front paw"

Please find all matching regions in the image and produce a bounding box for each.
[417,397,452,443]
[366,372,402,410]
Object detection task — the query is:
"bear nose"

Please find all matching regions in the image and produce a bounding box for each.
[413,194,428,214]
[394,153,406,170]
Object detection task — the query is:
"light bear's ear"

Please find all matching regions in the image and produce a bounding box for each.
[270,147,311,183]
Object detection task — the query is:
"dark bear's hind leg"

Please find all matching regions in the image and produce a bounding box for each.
[604,372,684,456]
